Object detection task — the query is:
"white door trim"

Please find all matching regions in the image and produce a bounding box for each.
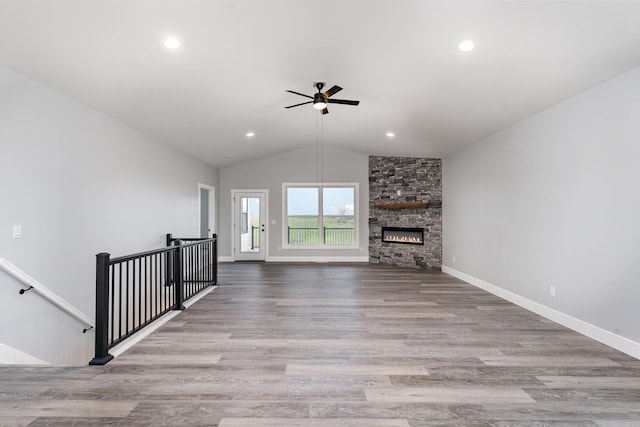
[198,183,216,237]
[230,189,269,261]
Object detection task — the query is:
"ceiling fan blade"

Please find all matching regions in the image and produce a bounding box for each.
[326,98,360,106]
[286,90,313,99]
[285,100,313,109]
[323,85,342,98]
[322,107,329,115]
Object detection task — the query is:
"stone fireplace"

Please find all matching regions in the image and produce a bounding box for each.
[369,156,442,270]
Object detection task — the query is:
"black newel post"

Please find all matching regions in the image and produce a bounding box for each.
[173,240,185,310]
[212,234,218,285]
[89,252,114,365]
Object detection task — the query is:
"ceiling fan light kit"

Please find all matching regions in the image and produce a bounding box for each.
[313,92,327,110]
[285,82,360,115]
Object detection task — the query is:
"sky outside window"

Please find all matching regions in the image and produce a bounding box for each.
[323,187,354,215]
[287,187,318,215]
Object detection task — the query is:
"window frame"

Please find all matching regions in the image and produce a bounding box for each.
[282,182,359,250]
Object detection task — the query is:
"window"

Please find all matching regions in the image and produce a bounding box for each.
[240,198,249,234]
[284,183,358,248]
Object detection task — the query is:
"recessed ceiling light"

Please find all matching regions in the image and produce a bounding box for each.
[163,37,181,50]
[386,132,395,138]
[246,132,255,138]
[457,40,475,53]
[225,154,232,158]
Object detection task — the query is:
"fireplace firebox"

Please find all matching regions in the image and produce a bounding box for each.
[381,227,424,245]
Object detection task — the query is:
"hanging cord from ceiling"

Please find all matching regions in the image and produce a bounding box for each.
[315,111,324,187]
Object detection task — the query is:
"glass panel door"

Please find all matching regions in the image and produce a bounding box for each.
[234,191,266,261]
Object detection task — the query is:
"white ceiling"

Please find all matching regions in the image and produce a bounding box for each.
[2,1,640,168]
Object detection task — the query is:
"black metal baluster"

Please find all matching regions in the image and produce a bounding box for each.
[191,244,195,295]
[184,245,189,299]
[138,257,142,329]
[110,263,115,346]
[166,252,171,312]
[211,238,215,284]
[158,254,161,318]
[166,249,171,308]
[154,253,159,317]
[200,243,204,289]
[205,241,209,287]
[213,235,218,285]
[192,244,196,296]
[162,251,166,309]
[118,261,123,341]
[125,260,130,337]
[140,257,143,326]
[187,245,191,298]
[190,244,194,296]
[133,257,138,331]
[143,255,147,325]
[147,255,151,322]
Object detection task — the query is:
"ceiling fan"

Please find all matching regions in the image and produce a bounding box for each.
[285,82,360,115]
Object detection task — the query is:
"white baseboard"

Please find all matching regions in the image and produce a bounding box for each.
[266,256,369,263]
[442,265,640,360]
[220,256,369,263]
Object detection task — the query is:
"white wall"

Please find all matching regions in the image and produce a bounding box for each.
[443,66,640,357]
[219,144,369,261]
[0,65,218,365]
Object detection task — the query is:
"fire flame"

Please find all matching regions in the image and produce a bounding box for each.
[384,235,422,243]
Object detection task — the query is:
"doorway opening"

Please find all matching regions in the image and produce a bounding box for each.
[198,184,216,238]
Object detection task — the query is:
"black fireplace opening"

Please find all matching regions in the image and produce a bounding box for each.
[381,226,424,245]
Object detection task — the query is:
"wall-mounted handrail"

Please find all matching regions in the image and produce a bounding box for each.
[0,258,95,333]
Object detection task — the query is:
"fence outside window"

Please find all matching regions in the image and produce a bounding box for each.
[287,227,354,245]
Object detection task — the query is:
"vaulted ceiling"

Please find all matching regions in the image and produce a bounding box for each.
[2,1,640,168]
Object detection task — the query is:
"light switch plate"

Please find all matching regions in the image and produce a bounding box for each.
[12,225,22,239]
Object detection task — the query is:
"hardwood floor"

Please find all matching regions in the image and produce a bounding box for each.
[1,262,640,426]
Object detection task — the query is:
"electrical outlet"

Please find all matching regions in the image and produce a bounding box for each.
[452,255,456,263]
[549,286,556,297]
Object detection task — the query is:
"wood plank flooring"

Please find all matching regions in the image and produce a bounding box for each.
[1,262,640,426]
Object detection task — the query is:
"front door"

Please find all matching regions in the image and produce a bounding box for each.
[233,191,267,261]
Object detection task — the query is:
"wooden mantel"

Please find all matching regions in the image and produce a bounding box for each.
[373,201,429,210]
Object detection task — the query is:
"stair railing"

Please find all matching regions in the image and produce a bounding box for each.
[0,258,94,333]
[90,234,217,365]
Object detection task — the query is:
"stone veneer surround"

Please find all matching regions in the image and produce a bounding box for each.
[369,156,442,270]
